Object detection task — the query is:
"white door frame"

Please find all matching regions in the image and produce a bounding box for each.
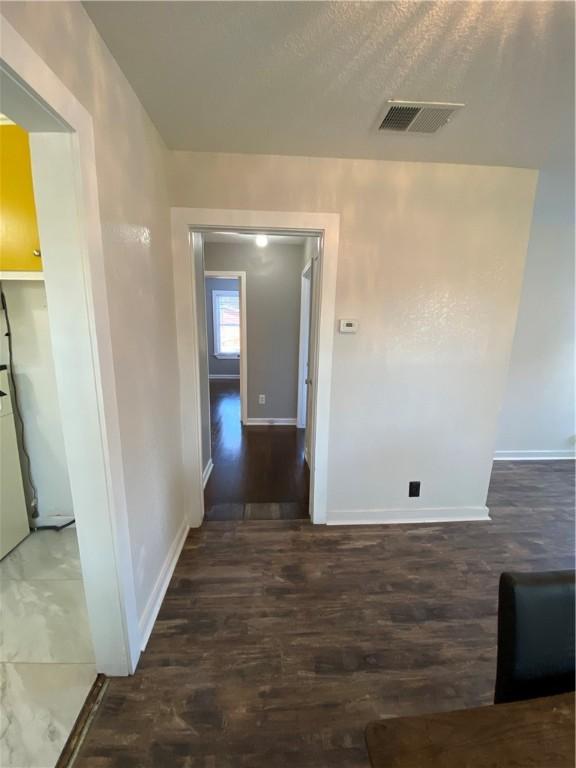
[205,270,248,424]
[1,19,139,674]
[172,208,340,526]
[296,261,312,429]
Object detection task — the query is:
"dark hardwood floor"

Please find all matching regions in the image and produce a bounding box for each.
[76,460,574,768]
[204,380,309,519]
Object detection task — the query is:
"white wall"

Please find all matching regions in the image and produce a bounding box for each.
[0,281,73,523]
[3,3,186,626]
[169,152,537,522]
[495,168,575,459]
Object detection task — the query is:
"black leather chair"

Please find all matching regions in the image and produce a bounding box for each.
[494,570,575,704]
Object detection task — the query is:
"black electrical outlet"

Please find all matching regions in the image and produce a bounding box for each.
[409,481,421,498]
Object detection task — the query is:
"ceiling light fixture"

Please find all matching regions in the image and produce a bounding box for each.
[255,234,269,248]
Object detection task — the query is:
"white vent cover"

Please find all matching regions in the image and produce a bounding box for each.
[379,100,464,134]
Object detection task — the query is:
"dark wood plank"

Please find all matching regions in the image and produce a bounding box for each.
[75,461,575,768]
[365,693,575,768]
[204,380,310,515]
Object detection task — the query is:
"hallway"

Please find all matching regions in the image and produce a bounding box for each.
[204,380,310,520]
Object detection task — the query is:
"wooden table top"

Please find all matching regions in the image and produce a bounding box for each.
[365,693,575,768]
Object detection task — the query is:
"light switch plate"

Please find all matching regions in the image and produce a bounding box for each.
[339,319,358,334]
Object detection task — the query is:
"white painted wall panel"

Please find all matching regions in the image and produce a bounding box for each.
[3,3,186,624]
[495,168,575,459]
[169,152,537,520]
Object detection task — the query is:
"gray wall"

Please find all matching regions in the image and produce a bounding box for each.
[204,242,303,420]
[204,277,240,377]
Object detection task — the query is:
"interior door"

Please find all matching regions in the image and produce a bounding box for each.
[192,232,211,476]
[304,237,321,466]
[298,267,311,429]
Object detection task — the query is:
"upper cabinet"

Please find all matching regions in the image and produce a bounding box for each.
[0,124,43,272]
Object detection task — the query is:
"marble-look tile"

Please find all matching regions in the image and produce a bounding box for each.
[0,662,95,768]
[0,580,94,663]
[0,530,81,581]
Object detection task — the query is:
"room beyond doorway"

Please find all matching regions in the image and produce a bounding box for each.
[199,230,317,522]
[204,379,310,520]
[199,231,318,520]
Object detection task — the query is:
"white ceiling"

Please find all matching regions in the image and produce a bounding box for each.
[203,231,307,246]
[84,1,574,169]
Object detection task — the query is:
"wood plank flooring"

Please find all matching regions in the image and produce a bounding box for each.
[76,461,574,768]
[204,380,309,519]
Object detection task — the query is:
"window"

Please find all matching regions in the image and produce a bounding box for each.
[212,289,240,357]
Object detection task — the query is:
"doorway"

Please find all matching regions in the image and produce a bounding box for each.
[172,211,339,525]
[205,269,247,424]
[172,208,339,526]
[1,22,138,679]
[0,37,139,766]
[198,232,315,520]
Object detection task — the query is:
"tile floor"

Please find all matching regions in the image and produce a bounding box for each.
[0,529,95,768]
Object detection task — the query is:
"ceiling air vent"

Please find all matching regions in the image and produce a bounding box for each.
[379,100,464,134]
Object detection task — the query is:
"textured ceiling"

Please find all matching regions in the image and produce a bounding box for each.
[84,1,574,169]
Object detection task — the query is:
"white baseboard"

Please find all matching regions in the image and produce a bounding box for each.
[327,506,490,526]
[209,374,240,380]
[494,450,575,461]
[31,514,75,529]
[202,458,214,488]
[244,418,297,426]
[139,516,189,651]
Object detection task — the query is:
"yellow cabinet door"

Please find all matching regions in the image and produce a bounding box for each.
[0,124,43,272]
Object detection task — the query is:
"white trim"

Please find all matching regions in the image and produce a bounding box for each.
[202,458,214,488]
[494,450,575,461]
[296,262,312,429]
[180,232,208,529]
[244,418,297,426]
[0,271,44,281]
[1,18,139,674]
[327,506,490,526]
[209,374,240,380]
[172,209,339,527]
[31,515,75,529]
[138,516,189,651]
[205,270,247,424]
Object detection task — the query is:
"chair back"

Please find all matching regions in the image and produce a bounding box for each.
[495,570,575,704]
